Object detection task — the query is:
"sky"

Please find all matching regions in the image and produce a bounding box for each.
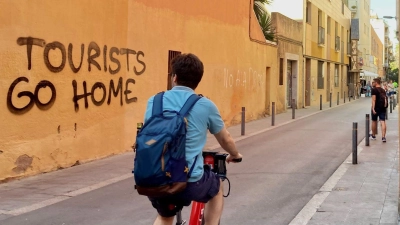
[370,0,398,45]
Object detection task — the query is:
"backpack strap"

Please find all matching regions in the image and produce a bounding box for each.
[152,92,165,116]
[187,155,199,178]
[179,94,202,116]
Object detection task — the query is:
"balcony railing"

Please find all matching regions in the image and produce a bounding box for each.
[318,26,325,45]
[335,36,340,52]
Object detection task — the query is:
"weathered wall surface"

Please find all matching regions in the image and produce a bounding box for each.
[0,0,278,181]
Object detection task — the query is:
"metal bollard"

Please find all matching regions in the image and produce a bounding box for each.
[320,95,322,110]
[344,92,346,103]
[352,122,358,164]
[337,92,339,105]
[292,99,295,119]
[365,114,369,146]
[241,107,245,136]
[330,93,332,108]
[271,102,275,126]
[390,99,393,113]
[349,93,351,102]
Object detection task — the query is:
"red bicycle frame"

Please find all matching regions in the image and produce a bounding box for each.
[176,152,240,225]
[188,202,205,225]
[187,152,215,225]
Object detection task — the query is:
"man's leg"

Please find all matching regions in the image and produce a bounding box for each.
[381,120,386,138]
[204,179,224,225]
[371,120,377,136]
[153,215,174,225]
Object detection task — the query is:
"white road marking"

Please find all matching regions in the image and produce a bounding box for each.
[1,173,133,216]
[288,146,365,225]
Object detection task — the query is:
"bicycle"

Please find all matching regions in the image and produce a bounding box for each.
[175,151,242,225]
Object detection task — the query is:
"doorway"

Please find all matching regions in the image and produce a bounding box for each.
[305,59,311,106]
[326,62,331,101]
[287,60,293,107]
[265,67,271,115]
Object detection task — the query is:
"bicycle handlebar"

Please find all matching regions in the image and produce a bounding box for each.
[231,158,242,163]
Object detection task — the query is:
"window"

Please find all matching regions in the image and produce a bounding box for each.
[318,10,324,45]
[168,50,181,90]
[279,58,284,85]
[335,22,338,36]
[306,1,311,24]
[318,10,322,26]
[327,17,331,35]
[334,64,339,87]
[342,2,345,14]
[318,61,324,89]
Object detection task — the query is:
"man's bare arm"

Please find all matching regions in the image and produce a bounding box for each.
[213,127,242,162]
[372,95,376,113]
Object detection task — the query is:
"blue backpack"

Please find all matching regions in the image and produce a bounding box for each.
[133,92,201,197]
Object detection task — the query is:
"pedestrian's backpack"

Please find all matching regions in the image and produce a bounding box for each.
[133,92,201,197]
[377,87,388,109]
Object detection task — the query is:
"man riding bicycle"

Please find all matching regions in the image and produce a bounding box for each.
[143,53,243,225]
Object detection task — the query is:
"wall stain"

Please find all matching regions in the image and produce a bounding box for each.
[12,154,33,174]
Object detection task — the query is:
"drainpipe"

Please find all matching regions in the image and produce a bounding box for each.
[302,0,306,108]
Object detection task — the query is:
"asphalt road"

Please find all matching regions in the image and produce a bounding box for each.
[1,99,371,225]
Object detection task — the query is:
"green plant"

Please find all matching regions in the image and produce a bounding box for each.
[254,0,275,41]
[258,13,276,41]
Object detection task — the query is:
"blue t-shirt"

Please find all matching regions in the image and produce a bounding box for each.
[144,86,224,182]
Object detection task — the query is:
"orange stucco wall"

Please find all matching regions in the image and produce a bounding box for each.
[0,0,278,181]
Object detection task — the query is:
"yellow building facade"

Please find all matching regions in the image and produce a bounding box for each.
[0,0,279,181]
[304,0,351,105]
[371,27,384,78]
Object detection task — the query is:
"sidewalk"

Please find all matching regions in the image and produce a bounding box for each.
[0,97,397,224]
[291,107,399,225]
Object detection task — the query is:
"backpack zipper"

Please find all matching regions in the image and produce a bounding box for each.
[161,142,168,171]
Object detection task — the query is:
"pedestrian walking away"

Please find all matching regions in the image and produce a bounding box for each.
[366,80,372,97]
[370,78,388,142]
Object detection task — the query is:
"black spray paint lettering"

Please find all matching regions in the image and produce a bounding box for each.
[109,47,121,74]
[17,37,146,75]
[68,43,84,73]
[72,78,137,111]
[17,37,46,70]
[88,41,101,72]
[7,77,56,114]
[44,41,66,73]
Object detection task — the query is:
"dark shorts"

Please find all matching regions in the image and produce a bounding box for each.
[148,165,220,217]
[371,109,386,121]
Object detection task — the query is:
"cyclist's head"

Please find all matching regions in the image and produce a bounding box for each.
[170,53,204,90]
